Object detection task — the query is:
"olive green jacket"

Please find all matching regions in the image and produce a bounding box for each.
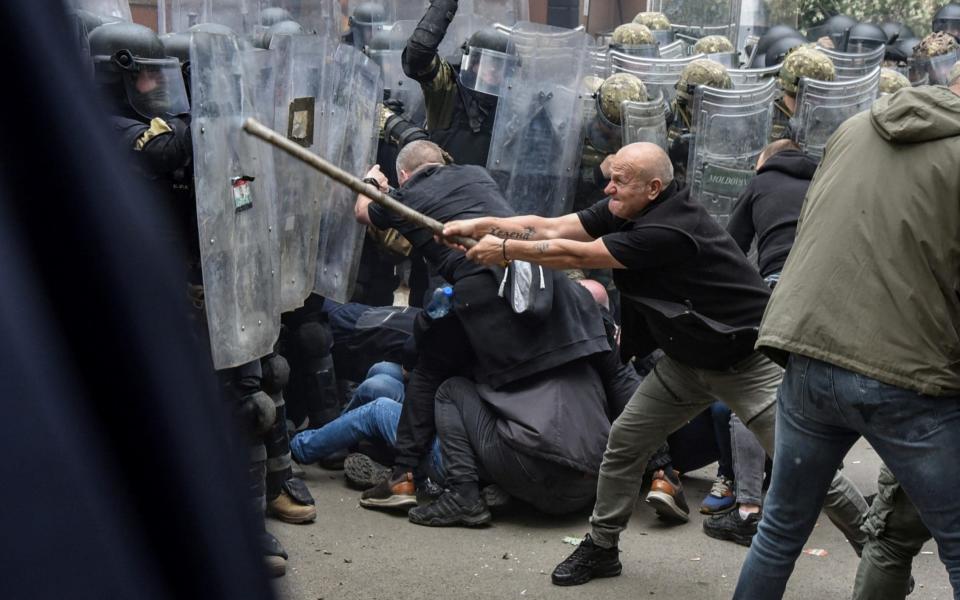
[758,85,960,396]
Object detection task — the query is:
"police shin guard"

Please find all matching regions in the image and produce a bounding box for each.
[296,322,342,429]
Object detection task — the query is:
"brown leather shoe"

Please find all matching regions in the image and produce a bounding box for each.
[267,490,317,524]
[359,470,417,509]
[645,469,690,523]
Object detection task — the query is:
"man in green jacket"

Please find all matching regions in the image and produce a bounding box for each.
[733,77,960,599]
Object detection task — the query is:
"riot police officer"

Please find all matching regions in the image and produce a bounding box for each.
[933,2,960,37]
[693,35,739,67]
[879,67,911,94]
[667,58,733,186]
[771,46,836,141]
[609,22,658,56]
[633,11,674,45]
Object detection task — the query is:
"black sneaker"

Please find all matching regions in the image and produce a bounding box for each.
[344,453,392,489]
[359,468,417,509]
[407,490,491,527]
[551,533,622,586]
[702,509,761,546]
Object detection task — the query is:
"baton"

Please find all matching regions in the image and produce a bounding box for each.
[242,118,476,250]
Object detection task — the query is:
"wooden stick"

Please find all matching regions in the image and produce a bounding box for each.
[242,117,475,249]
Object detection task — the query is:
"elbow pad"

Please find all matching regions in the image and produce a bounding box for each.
[403,0,459,81]
[383,107,429,148]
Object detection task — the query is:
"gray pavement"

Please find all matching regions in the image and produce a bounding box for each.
[270,438,952,600]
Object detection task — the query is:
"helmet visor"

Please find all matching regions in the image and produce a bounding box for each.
[122,57,190,119]
[846,39,885,53]
[459,48,517,97]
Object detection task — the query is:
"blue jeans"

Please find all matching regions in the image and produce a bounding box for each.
[734,355,960,599]
[342,361,404,413]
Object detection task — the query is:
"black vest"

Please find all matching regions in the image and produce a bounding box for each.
[428,77,498,167]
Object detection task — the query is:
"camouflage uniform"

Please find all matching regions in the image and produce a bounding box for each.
[879,68,911,95]
[771,46,836,141]
[668,59,732,186]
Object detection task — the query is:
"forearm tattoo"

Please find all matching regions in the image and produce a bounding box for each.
[534,241,550,254]
[489,226,536,241]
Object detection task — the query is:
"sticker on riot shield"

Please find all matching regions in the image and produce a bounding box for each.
[231,175,255,212]
[287,96,315,147]
[702,164,753,196]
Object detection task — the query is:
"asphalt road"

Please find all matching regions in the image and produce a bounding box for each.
[270,438,952,600]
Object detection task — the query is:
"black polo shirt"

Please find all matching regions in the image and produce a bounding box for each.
[577,182,771,370]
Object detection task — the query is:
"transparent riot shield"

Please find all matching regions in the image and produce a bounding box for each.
[439,13,494,66]
[461,0,528,26]
[75,0,132,21]
[687,79,776,226]
[190,32,280,369]
[610,51,705,104]
[816,45,885,80]
[792,67,880,158]
[728,63,780,87]
[313,44,383,303]
[258,0,340,37]
[368,21,426,125]
[268,34,338,312]
[734,0,799,58]
[486,27,593,217]
[914,49,960,84]
[622,95,670,150]
[648,0,739,44]
[163,0,260,34]
[659,40,685,58]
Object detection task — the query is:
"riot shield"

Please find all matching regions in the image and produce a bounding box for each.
[728,63,780,87]
[438,13,494,66]
[368,21,426,126]
[258,0,340,37]
[659,40,685,58]
[734,0,799,58]
[313,44,383,303]
[75,0,132,21]
[622,95,670,150]
[648,0,739,44]
[913,49,960,84]
[163,0,260,34]
[486,26,592,217]
[610,51,705,104]
[687,79,776,226]
[816,45,885,80]
[461,0,528,26]
[792,67,880,158]
[268,34,339,313]
[190,32,280,369]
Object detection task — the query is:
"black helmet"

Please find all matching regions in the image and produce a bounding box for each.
[159,31,191,64]
[348,2,387,49]
[879,22,914,44]
[260,6,294,27]
[759,34,806,68]
[88,22,189,120]
[366,25,407,53]
[465,26,513,55]
[752,25,803,66]
[933,3,960,35]
[806,14,857,48]
[845,23,887,52]
[253,19,304,49]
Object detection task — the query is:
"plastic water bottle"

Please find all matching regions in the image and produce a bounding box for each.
[426,286,454,319]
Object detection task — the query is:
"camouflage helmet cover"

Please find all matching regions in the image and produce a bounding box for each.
[913,31,960,57]
[612,22,657,46]
[693,35,735,54]
[676,58,733,99]
[879,67,911,93]
[777,46,836,95]
[597,73,649,124]
[633,11,672,31]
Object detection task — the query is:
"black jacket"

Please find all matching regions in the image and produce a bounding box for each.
[370,164,610,388]
[727,149,818,277]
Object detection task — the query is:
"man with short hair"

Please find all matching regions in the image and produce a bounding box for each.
[444,142,867,586]
[732,66,960,600]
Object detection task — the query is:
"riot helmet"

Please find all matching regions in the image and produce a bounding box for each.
[845,23,887,53]
[808,15,857,48]
[763,35,806,67]
[633,12,674,45]
[89,21,190,120]
[878,67,910,94]
[253,19,304,49]
[693,35,737,67]
[459,27,517,98]
[879,22,914,44]
[260,6,295,27]
[586,73,648,153]
[933,3,960,37]
[348,2,388,49]
[912,31,960,84]
[610,23,658,57]
[751,25,804,67]
[365,24,407,62]
[777,46,836,96]
[674,59,732,128]
[160,32,191,63]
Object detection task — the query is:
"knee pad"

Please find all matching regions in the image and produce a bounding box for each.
[297,321,332,360]
[261,353,291,395]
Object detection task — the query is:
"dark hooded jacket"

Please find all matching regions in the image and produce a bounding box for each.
[727,149,819,277]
